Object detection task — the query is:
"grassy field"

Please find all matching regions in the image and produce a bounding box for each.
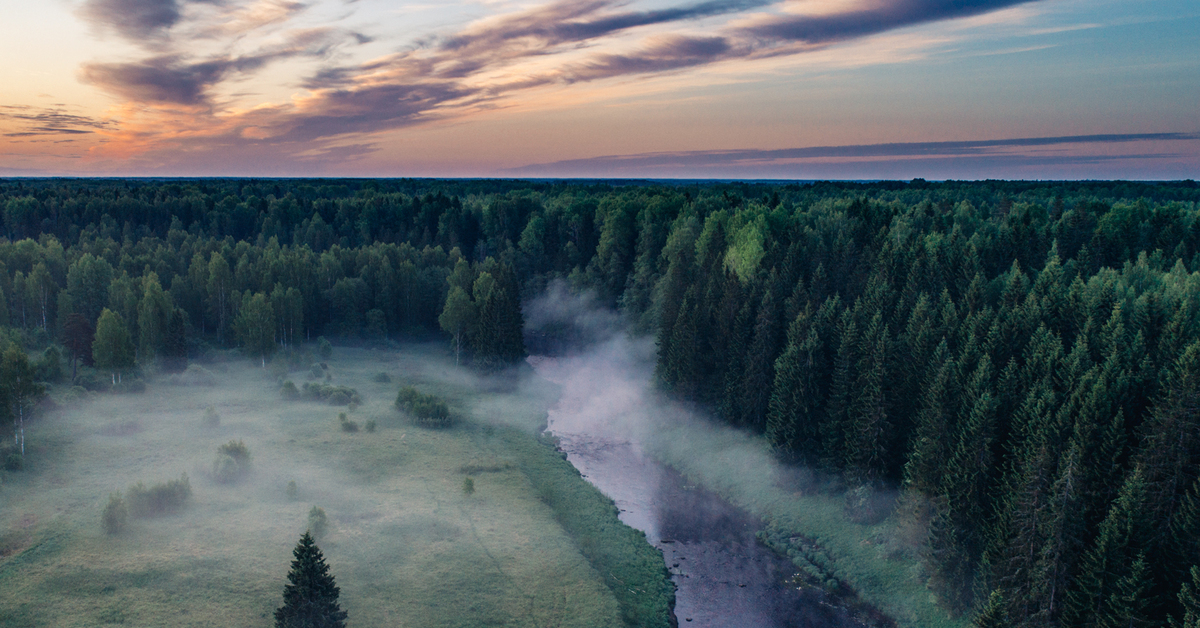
[0,344,660,628]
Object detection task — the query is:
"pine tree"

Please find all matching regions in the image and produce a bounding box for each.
[1174,566,1200,628]
[1065,468,1151,628]
[974,589,1013,628]
[275,531,348,628]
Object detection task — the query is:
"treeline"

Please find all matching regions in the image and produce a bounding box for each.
[3,177,1200,627]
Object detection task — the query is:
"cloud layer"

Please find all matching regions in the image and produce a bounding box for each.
[66,0,1076,169]
[504,133,1200,178]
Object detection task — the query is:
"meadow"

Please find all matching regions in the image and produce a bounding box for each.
[0,344,667,628]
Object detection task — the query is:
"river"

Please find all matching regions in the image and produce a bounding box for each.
[528,346,864,628]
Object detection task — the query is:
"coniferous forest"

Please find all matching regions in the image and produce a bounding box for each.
[2,177,1200,627]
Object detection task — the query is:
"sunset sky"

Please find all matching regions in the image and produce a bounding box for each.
[1,0,1197,179]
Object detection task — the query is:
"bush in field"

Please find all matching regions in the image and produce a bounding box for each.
[286,480,299,501]
[395,386,452,427]
[337,412,358,433]
[102,492,128,534]
[301,382,360,406]
[309,364,324,380]
[364,419,376,433]
[213,440,252,483]
[127,474,191,517]
[307,506,329,540]
[280,380,300,400]
[168,364,217,387]
[372,372,391,383]
[203,405,220,427]
[317,337,333,360]
[462,477,475,495]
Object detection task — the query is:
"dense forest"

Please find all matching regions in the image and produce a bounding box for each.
[2,177,1200,628]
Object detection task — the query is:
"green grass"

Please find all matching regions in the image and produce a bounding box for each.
[0,344,666,628]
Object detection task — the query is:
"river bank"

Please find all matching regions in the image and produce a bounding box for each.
[528,338,964,628]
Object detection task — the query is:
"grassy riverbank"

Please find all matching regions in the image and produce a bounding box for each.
[0,345,671,628]
[646,417,967,628]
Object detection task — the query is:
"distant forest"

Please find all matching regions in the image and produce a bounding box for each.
[2,177,1200,628]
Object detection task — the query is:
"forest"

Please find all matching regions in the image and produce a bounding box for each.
[2,177,1200,628]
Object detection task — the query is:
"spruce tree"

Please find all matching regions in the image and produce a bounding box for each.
[275,531,348,628]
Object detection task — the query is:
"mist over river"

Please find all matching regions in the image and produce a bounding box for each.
[529,345,861,628]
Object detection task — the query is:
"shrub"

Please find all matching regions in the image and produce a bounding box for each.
[372,372,391,383]
[203,405,220,427]
[286,480,299,501]
[309,364,324,380]
[74,370,109,392]
[168,364,217,387]
[338,412,359,432]
[37,347,64,383]
[127,474,191,517]
[102,492,128,534]
[4,453,23,472]
[317,337,333,360]
[395,386,452,427]
[213,440,252,483]
[307,506,329,540]
[62,385,90,404]
[300,382,360,405]
[364,419,376,433]
[462,477,475,495]
[280,380,300,400]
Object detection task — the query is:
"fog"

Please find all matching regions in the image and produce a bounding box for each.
[0,344,623,627]
[523,282,869,628]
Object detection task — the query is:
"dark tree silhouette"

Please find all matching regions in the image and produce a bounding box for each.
[275,532,348,628]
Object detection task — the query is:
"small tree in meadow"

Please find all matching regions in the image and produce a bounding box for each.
[275,531,347,628]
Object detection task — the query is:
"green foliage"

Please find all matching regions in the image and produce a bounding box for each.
[337,412,358,432]
[307,507,329,540]
[301,382,360,406]
[274,531,347,628]
[372,371,391,383]
[234,291,277,364]
[213,440,252,483]
[316,336,332,360]
[364,419,376,433]
[286,480,299,501]
[126,474,191,517]
[280,380,300,400]
[92,308,134,374]
[101,492,128,535]
[4,178,1200,626]
[395,386,451,427]
[462,476,475,495]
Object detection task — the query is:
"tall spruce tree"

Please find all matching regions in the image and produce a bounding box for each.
[275,531,348,628]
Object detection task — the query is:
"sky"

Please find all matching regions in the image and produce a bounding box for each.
[0,0,1197,179]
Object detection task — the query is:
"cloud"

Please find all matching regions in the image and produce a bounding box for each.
[78,0,199,42]
[439,0,771,53]
[73,0,1074,171]
[564,35,736,82]
[0,106,114,137]
[80,54,279,106]
[744,0,1040,45]
[503,133,1200,177]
